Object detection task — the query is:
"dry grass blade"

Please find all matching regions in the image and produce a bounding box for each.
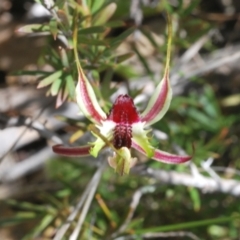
[53,152,108,240]
[69,162,105,240]
[171,44,240,86]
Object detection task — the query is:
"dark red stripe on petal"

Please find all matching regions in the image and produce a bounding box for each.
[78,71,104,124]
[153,149,192,164]
[141,75,169,123]
[52,144,91,157]
[132,141,191,164]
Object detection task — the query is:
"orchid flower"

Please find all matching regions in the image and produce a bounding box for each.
[52,16,191,175]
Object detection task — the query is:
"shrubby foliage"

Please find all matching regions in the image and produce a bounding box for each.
[1,0,240,239]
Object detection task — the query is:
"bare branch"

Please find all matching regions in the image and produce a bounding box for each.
[171,44,240,87]
[132,166,240,196]
[0,107,48,164]
[0,146,54,182]
[112,185,156,238]
[0,113,65,144]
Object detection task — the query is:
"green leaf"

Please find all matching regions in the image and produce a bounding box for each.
[160,0,174,13]
[188,187,201,211]
[170,96,200,109]
[59,47,69,67]
[78,26,106,35]
[201,85,220,118]
[49,18,58,40]
[135,215,238,234]
[109,27,135,48]
[178,0,183,12]
[22,214,55,240]
[115,64,139,78]
[55,188,72,197]
[91,0,106,14]
[187,108,218,131]
[111,52,134,63]
[56,83,69,108]
[37,70,62,88]
[0,212,38,227]
[78,36,107,46]
[93,3,117,26]
[56,0,65,9]
[46,47,62,68]
[127,218,144,230]
[17,24,50,33]
[105,20,125,28]
[6,200,54,213]
[65,74,75,98]
[51,78,62,96]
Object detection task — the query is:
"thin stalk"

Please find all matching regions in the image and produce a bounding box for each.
[53,157,107,240]
[164,13,172,77]
[69,162,105,240]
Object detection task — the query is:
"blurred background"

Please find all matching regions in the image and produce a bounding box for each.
[0,0,240,239]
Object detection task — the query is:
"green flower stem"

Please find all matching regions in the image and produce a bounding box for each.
[135,215,239,234]
[164,13,172,77]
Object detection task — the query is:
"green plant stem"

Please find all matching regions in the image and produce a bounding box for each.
[164,13,172,77]
[135,215,238,234]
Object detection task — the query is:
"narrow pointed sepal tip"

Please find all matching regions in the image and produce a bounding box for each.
[153,148,191,164]
[131,141,191,164]
[52,144,91,157]
[76,67,106,125]
[141,69,172,126]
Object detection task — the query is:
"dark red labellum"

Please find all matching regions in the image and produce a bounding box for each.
[107,94,140,149]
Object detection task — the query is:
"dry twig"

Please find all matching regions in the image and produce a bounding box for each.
[132,166,240,196]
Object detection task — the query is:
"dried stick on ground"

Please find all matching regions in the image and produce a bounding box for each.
[0,146,54,182]
[0,114,64,145]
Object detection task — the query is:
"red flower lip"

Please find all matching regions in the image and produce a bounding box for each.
[108,94,140,149]
[107,94,140,124]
